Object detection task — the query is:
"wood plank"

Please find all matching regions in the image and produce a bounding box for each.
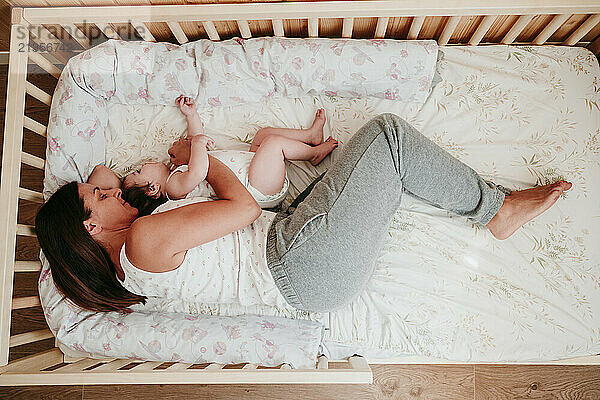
[25,81,52,106]
[374,17,388,38]
[201,21,220,41]
[342,17,353,38]
[27,52,61,79]
[407,16,424,39]
[20,152,45,170]
[9,329,54,348]
[272,18,284,36]
[166,21,188,44]
[23,116,46,137]
[588,35,600,54]
[237,19,251,38]
[11,296,41,310]
[501,14,535,43]
[0,16,29,368]
[563,14,600,45]
[308,17,318,37]
[132,22,156,41]
[439,15,461,44]
[18,187,43,203]
[22,1,600,25]
[1,348,63,373]
[14,260,42,272]
[475,365,600,398]
[533,14,571,44]
[469,15,496,44]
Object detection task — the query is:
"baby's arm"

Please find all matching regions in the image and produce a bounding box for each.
[165,135,211,200]
[176,95,206,138]
[88,165,121,189]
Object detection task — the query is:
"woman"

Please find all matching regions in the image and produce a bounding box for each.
[35,114,572,312]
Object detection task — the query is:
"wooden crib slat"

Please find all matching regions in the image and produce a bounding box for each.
[205,363,225,370]
[407,16,425,39]
[563,14,600,45]
[25,81,52,106]
[18,187,44,203]
[14,261,42,272]
[202,21,220,41]
[242,363,258,370]
[27,51,61,79]
[501,14,535,44]
[55,358,100,372]
[133,22,156,42]
[317,356,329,369]
[16,224,36,237]
[96,23,121,40]
[165,362,193,370]
[588,35,600,54]
[61,23,91,49]
[374,17,389,38]
[348,356,369,371]
[272,18,285,37]
[21,152,46,170]
[28,25,70,65]
[469,15,496,45]
[9,329,54,348]
[439,15,461,45]
[533,14,571,44]
[237,20,252,39]
[166,21,188,44]
[1,10,29,367]
[23,116,47,137]
[131,361,163,371]
[342,17,353,38]
[308,17,319,37]
[1,348,63,373]
[280,363,292,369]
[92,359,132,371]
[12,296,41,310]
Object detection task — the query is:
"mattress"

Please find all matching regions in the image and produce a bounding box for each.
[66,44,600,363]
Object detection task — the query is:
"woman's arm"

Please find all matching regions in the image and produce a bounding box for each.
[87,165,120,189]
[126,154,261,272]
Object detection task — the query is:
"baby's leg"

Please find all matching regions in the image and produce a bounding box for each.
[248,134,338,195]
[250,109,326,152]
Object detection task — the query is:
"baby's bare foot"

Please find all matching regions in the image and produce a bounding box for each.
[486,180,572,240]
[308,108,326,146]
[310,136,338,166]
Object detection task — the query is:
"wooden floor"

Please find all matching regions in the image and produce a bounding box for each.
[1,65,600,400]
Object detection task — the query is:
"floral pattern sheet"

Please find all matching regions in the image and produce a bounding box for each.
[102,45,600,363]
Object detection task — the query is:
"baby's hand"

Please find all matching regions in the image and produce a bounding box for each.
[176,95,196,116]
[191,134,215,150]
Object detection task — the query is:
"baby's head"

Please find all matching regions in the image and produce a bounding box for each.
[168,137,192,167]
[122,161,170,198]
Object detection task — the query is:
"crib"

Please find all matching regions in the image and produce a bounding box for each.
[2,0,600,386]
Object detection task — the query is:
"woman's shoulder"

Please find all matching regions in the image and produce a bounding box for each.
[151,197,213,214]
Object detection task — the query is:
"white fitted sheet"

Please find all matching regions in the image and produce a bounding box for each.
[94,45,600,362]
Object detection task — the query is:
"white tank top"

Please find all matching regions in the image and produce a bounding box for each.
[118,197,288,308]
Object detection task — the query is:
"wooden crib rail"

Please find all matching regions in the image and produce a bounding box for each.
[0,355,373,385]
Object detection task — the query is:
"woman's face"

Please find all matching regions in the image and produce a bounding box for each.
[78,183,138,231]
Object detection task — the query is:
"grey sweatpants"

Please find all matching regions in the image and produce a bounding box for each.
[265,113,510,312]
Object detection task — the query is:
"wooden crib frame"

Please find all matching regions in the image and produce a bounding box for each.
[2,0,600,386]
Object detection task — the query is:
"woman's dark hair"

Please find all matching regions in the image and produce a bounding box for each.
[35,181,147,312]
[122,185,167,217]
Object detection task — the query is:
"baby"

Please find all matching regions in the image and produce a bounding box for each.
[120,95,339,209]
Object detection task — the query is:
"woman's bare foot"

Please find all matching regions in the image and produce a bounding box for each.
[307,108,326,146]
[310,136,338,166]
[486,180,573,240]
